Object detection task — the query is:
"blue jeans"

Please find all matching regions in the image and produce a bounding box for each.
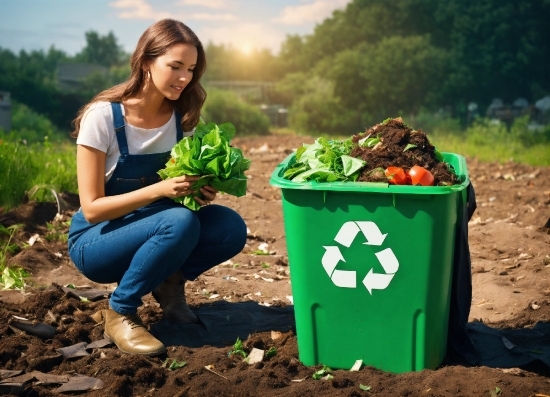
[68,201,247,315]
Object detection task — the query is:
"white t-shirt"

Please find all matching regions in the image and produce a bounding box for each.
[77,101,194,182]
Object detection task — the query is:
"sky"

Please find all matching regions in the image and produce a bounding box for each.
[0,0,351,56]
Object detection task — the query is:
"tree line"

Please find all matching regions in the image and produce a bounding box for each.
[0,0,548,135]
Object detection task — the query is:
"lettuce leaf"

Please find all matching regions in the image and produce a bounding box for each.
[158,121,251,211]
[283,137,365,182]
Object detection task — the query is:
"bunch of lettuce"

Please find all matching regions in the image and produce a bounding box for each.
[158,121,251,211]
[283,137,366,182]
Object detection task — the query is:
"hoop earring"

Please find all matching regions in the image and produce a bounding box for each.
[143,70,150,91]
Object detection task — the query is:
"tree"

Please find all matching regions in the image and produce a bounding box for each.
[358,36,449,124]
[434,0,550,108]
[76,31,124,67]
[275,0,550,130]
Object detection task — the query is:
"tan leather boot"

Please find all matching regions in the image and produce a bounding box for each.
[152,271,198,324]
[92,308,166,356]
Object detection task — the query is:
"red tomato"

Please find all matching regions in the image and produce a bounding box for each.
[407,165,435,186]
[384,166,408,185]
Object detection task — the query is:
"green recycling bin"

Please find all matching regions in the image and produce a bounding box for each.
[269,152,469,373]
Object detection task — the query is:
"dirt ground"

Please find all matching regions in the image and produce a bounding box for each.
[0,131,549,396]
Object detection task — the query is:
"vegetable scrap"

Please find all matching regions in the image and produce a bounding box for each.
[283,117,458,186]
[158,121,251,210]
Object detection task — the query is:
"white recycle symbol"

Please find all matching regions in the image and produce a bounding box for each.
[322,221,399,294]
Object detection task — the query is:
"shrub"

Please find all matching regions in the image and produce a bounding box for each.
[3,101,69,144]
[287,77,359,136]
[202,89,270,136]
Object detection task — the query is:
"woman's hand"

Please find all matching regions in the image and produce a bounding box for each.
[158,176,218,206]
[194,184,218,207]
[159,175,201,199]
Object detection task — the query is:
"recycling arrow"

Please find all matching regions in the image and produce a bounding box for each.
[323,221,399,293]
[322,246,356,288]
[362,248,399,294]
[334,221,387,247]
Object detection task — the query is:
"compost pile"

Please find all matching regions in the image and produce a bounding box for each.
[350,117,458,185]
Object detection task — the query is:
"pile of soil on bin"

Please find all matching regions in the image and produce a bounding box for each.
[349,117,458,185]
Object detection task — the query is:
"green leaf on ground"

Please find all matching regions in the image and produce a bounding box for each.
[228,337,248,358]
[312,365,333,380]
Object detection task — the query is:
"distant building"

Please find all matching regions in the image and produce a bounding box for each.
[260,104,289,128]
[57,62,108,92]
[0,91,11,132]
[485,97,531,126]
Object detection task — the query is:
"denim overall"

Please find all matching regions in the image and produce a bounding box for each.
[68,102,247,315]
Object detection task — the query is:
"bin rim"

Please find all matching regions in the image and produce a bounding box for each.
[269,151,469,194]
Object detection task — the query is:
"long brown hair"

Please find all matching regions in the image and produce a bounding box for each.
[71,19,207,137]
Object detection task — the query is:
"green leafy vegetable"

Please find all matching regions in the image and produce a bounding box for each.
[282,137,364,183]
[158,121,251,211]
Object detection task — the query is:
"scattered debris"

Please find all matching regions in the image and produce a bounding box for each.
[350,359,363,371]
[0,370,103,394]
[61,285,111,301]
[55,374,104,393]
[246,348,264,365]
[204,365,228,380]
[8,316,56,339]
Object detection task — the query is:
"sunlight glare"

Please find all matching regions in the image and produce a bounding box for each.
[240,43,252,56]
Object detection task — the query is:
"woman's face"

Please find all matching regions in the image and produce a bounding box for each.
[147,43,198,100]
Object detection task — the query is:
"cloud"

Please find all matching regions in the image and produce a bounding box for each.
[187,13,236,21]
[110,0,236,21]
[273,0,349,25]
[177,0,232,9]
[109,0,170,20]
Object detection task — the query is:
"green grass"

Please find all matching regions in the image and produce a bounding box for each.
[430,133,550,166]
[428,117,550,167]
[0,137,77,212]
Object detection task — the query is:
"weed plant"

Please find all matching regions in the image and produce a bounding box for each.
[0,224,30,291]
